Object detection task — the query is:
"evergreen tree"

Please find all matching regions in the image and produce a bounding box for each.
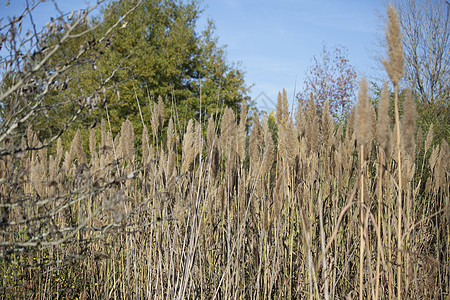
[68,0,248,135]
[1,0,251,145]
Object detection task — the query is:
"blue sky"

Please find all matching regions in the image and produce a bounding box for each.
[1,0,387,112]
[197,0,386,111]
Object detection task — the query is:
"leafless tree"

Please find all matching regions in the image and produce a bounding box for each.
[0,0,140,282]
[390,0,449,105]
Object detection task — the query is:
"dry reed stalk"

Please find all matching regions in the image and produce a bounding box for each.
[206,116,220,180]
[281,89,289,126]
[100,119,106,152]
[383,4,404,88]
[206,115,216,149]
[306,96,319,154]
[355,77,371,300]
[221,107,238,173]
[378,83,391,157]
[55,137,63,170]
[120,119,134,164]
[181,119,195,174]
[89,128,96,162]
[249,111,262,169]
[219,107,232,153]
[262,115,274,179]
[402,90,416,158]
[295,102,306,139]
[434,141,448,191]
[142,125,150,165]
[238,101,247,162]
[318,187,330,300]
[285,118,297,167]
[392,49,404,300]
[166,118,176,177]
[276,92,283,127]
[356,78,371,149]
[383,5,405,298]
[346,107,356,141]
[277,122,287,171]
[194,120,204,165]
[113,132,122,161]
[403,152,416,291]
[74,129,87,166]
[375,133,386,300]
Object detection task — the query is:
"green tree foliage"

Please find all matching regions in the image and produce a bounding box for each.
[374,0,449,145]
[1,0,250,147]
[52,0,250,137]
[371,82,449,145]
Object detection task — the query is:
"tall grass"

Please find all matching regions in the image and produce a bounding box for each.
[1,84,448,298]
[1,5,449,300]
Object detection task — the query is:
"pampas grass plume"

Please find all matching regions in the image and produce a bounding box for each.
[238,101,247,161]
[142,125,150,164]
[207,115,216,150]
[282,88,289,125]
[72,129,87,165]
[295,102,306,138]
[383,4,404,87]
[249,111,262,167]
[355,78,371,148]
[262,114,274,176]
[182,119,195,174]
[276,91,283,127]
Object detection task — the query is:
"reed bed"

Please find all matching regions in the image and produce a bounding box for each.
[0,5,448,299]
[1,84,448,299]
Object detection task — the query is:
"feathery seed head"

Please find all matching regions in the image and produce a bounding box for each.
[89,128,96,162]
[295,102,306,138]
[383,4,404,87]
[72,129,87,165]
[276,91,283,127]
[249,111,262,167]
[282,88,289,125]
[262,114,274,176]
[238,101,247,160]
[142,125,150,164]
[167,118,175,150]
[182,119,195,174]
[207,115,216,149]
[355,78,372,148]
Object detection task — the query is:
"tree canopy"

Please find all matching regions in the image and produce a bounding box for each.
[1,0,251,144]
[96,0,250,131]
[296,44,357,121]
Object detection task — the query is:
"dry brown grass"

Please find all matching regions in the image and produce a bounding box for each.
[0,5,448,300]
[1,86,448,298]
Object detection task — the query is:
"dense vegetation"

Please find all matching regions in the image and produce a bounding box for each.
[0,0,448,299]
[1,86,448,298]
